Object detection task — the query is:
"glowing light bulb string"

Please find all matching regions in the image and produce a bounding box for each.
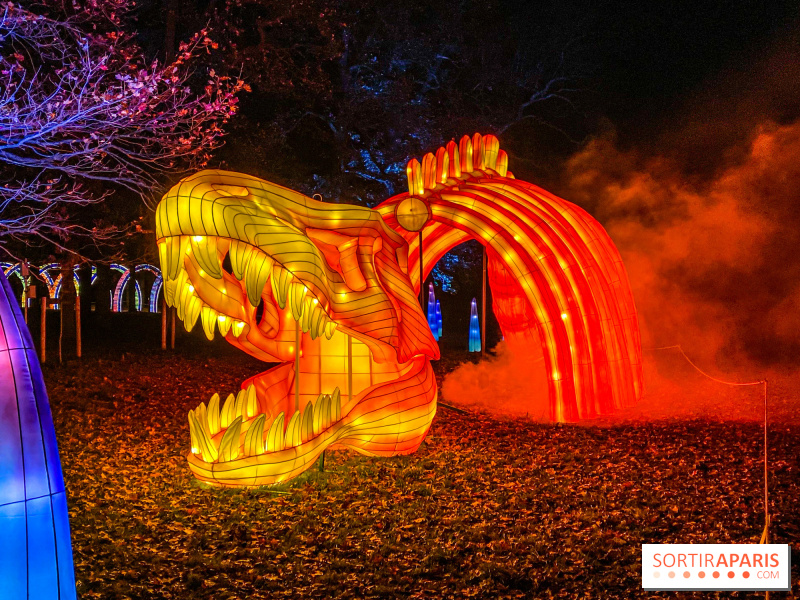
[650,345,770,547]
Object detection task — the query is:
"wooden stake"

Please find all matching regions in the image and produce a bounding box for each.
[161,297,167,350]
[763,380,769,545]
[481,246,487,357]
[21,261,28,323]
[75,295,82,358]
[169,306,175,349]
[58,296,63,364]
[40,296,46,364]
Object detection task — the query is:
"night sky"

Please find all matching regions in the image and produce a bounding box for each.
[585,0,799,143]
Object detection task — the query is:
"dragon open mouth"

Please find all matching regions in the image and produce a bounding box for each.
[155,134,643,487]
[156,172,439,486]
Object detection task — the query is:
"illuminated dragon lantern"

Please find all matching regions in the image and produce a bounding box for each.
[155,134,643,487]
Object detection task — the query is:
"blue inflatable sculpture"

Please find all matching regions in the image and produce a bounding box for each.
[469,298,481,352]
[427,282,438,340]
[435,300,442,340]
[0,271,76,599]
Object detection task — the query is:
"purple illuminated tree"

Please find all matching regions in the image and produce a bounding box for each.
[0,0,245,254]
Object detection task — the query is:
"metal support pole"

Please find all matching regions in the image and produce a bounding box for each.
[294,317,300,413]
[40,297,46,364]
[763,381,769,544]
[347,334,353,405]
[481,246,487,357]
[75,295,82,358]
[418,230,424,306]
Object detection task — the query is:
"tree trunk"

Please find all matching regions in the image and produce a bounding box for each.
[94,264,112,313]
[77,263,92,318]
[127,264,138,312]
[59,262,77,358]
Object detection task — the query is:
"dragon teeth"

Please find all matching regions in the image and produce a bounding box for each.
[218,415,243,462]
[179,284,202,331]
[173,270,190,318]
[284,411,302,448]
[300,297,313,333]
[188,409,218,462]
[200,305,219,340]
[266,412,285,452]
[188,409,200,454]
[159,236,189,282]
[244,250,274,307]
[233,389,246,420]
[207,393,221,435]
[220,393,236,429]
[185,298,202,332]
[244,414,266,457]
[229,240,255,280]
[332,387,341,420]
[313,393,329,435]
[311,305,326,340]
[217,314,232,337]
[321,393,332,431]
[271,264,292,310]
[324,320,337,340]
[163,279,177,307]
[289,282,306,321]
[190,381,345,461]
[189,235,223,279]
[301,401,314,443]
[232,320,246,339]
[181,286,200,327]
[245,384,258,419]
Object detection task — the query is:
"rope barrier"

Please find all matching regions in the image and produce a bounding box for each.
[650,345,764,386]
[650,345,770,551]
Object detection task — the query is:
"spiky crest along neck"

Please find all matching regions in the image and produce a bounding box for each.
[405,133,514,198]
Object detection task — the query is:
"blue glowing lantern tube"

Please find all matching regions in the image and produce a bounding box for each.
[427,282,438,340]
[469,298,481,352]
[435,300,442,339]
[0,270,77,599]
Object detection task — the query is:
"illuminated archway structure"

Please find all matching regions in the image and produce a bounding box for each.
[1,262,164,312]
[377,134,643,421]
[112,264,163,313]
[154,133,642,486]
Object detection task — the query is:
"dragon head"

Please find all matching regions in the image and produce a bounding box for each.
[156,134,643,486]
[156,171,438,486]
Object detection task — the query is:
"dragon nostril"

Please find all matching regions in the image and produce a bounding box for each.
[222,252,233,275]
[254,298,265,324]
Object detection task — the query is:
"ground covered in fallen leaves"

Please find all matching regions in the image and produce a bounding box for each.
[44,342,799,599]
